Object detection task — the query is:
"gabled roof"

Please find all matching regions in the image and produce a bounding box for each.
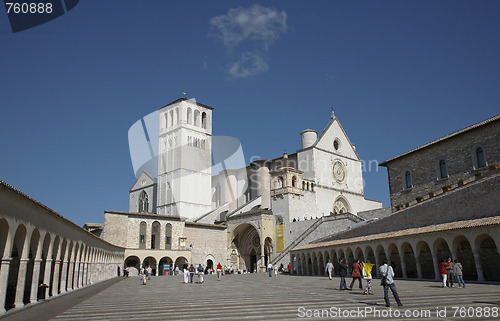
[311,116,360,159]
[380,114,500,166]
[129,170,156,192]
[158,97,214,111]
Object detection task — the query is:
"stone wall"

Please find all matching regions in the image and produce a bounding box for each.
[322,173,500,242]
[384,119,500,209]
[184,222,227,265]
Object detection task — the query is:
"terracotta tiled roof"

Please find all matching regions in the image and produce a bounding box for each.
[293,216,500,251]
[380,114,500,166]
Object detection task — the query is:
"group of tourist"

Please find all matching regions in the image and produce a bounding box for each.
[439,257,466,288]
[329,258,403,307]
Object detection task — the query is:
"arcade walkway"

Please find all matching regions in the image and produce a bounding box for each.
[1,273,499,320]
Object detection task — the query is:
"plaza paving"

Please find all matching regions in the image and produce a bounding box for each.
[1,273,500,321]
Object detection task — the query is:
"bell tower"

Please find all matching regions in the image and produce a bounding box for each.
[156,98,213,220]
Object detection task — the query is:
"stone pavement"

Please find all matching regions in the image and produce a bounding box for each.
[1,274,500,321]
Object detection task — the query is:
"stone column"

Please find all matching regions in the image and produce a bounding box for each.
[42,259,52,299]
[14,258,29,308]
[415,256,423,279]
[472,250,485,282]
[52,260,61,297]
[399,256,407,279]
[260,241,265,273]
[59,260,68,294]
[29,259,43,303]
[373,256,380,277]
[83,262,88,285]
[67,261,75,291]
[76,262,82,289]
[0,258,12,313]
[431,253,440,281]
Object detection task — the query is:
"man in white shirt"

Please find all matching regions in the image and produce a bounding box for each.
[267,263,273,277]
[379,259,403,307]
[325,260,334,280]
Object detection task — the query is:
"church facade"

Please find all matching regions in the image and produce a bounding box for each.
[99,98,383,274]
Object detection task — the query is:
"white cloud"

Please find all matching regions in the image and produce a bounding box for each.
[228,51,269,79]
[210,4,287,78]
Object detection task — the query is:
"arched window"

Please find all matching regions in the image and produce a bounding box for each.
[476,147,486,168]
[302,181,306,190]
[169,110,174,127]
[187,108,192,125]
[175,108,179,124]
[278,177,284,188]
[139,222,146,249]
[439,160,448,179]
[292,176,297,188]
[202,112,207,129]
[194,110,201,127]
[165,223,172,250]
[151,221,160,250]
[311,183,314,192]
[405,171,412,189]
[164,113,168,128]
[138,191,149,213]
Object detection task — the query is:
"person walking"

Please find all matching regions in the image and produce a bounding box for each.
[267,262,273,277]
[349,259,363,290]
[197,264,204,283]
[217,263,223,281]
[454,259,465,288]
[362,260,374,295]
[446,257,455,288]
[189,264,195,283]
[338,258,348,290]
[439,258,449,288]
[325,259,334,280]
[142,267,148,285]
[183,265,189,284]
[379,260,402,307]
[147,266,152,280]
[274,264,279,277]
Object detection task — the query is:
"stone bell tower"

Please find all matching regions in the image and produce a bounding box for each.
[156,98,213,219]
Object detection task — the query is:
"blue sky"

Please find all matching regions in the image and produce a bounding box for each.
[1,1,499,226]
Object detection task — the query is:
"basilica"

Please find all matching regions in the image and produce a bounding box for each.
[98,97,383,275]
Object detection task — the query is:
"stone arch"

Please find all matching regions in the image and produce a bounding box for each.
[151,221,160,250]
[194,109,201,127]
[231,223,261,272]
[401,242,417,278]
[433,238,452,263]
[158,256,173,276]
[175,256,188,270]
[187,107,192,125]
[201,112,207,129]
[292,176,297,188]
[0,218,10,258]
[24,228,40,304]
[333,196,350,214]
[6,224,27,310]
[475,234,500,281]
[204,254,215,271]
[318,251,325,276]
[125,255,140,276]
[306,253,312,275]
[345,247,354,266]
[375,244,387,268]
[452,235,476,280]
[353,246,364,262]
[142,256,157,275]
[416,240,434,279]
[387,243,402,277]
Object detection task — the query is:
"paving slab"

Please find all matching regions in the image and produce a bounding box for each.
[1,274,499,320]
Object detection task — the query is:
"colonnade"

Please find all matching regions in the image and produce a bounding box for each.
[0,181,125,313]
[291,220,500,282]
